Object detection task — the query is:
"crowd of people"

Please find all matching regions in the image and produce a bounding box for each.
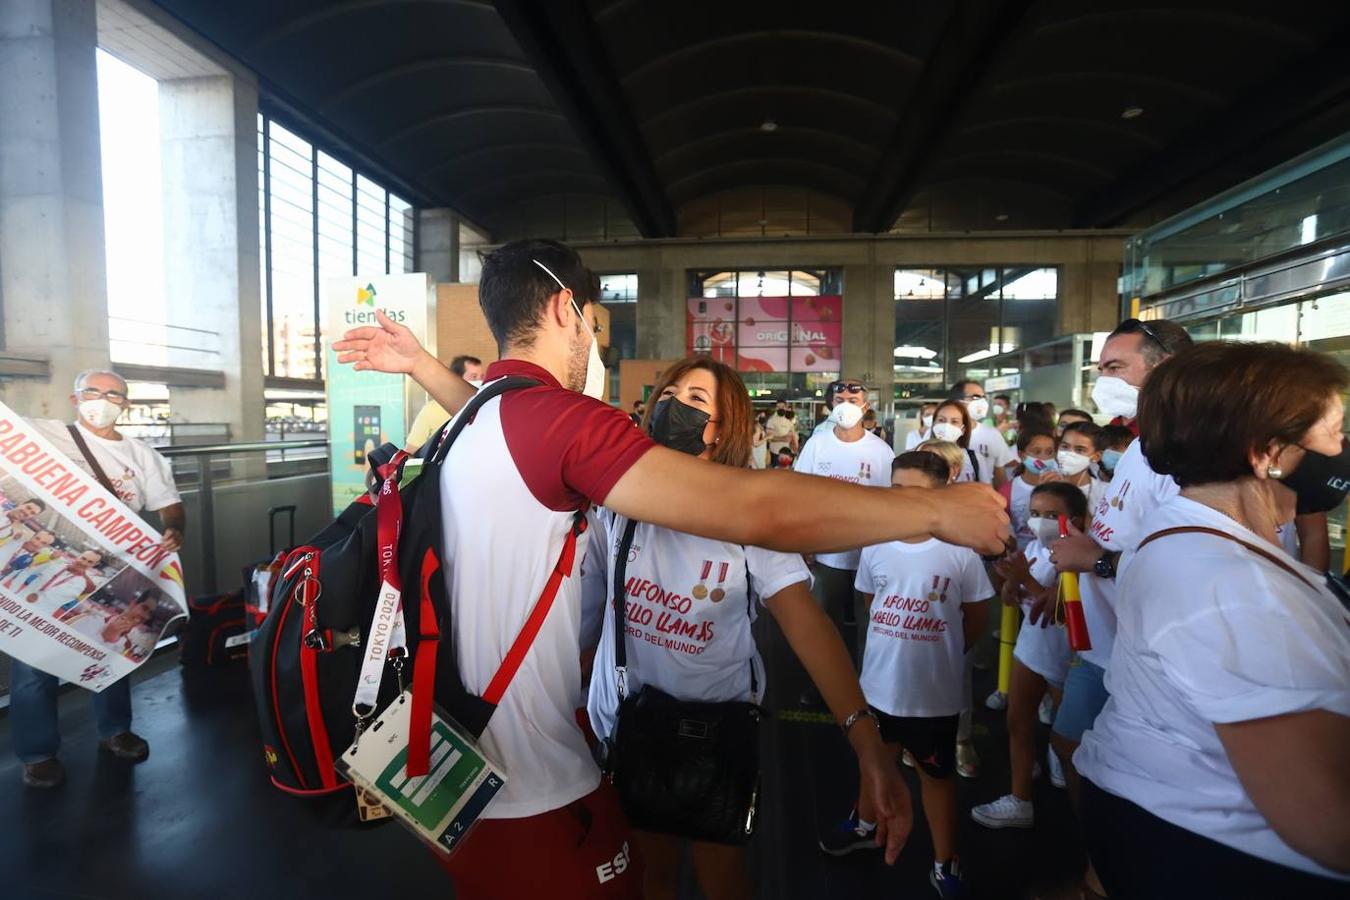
[329,238,1349,900]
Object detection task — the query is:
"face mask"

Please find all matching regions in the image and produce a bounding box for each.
[1028,517,1063,547]
[78,399,121,429]
[992,403,1007,417]
[1005,427,1019,444]
[1091,376,1139,421]
[1057,450,1091,477]
[921,414,934,428]
[1281,438,1350,515]
[466,379,483,390]
[1100,448,1124,474]
[1025,456,1058,475]
[932,422,963,443]
[648,397,711,456]
[831,402,864,429]
[966,398,990,420]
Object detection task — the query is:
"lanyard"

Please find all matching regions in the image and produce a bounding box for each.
[353,451,410,723]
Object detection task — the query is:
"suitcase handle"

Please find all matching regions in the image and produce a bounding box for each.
[268,505,297,556]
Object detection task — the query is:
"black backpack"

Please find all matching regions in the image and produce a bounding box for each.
[249,376,588,796]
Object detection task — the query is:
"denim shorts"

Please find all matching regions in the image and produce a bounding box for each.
[1051,655,1109,742]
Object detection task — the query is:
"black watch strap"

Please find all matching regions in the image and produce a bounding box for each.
[1094,552,1117,579]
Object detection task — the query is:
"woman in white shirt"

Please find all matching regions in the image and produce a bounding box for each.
[588,357,909,900]
[1075,341,1350,897]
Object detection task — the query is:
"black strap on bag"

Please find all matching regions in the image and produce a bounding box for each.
[67,424,118,496]
[605,516,763,845]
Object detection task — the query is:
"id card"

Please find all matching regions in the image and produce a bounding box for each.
[336,691,506,856]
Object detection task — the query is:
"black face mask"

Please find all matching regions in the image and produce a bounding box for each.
[1283,437,1350,515]
[648,397,711,456]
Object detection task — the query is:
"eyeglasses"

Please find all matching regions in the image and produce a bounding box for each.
[833,383,866,394]
[532,258,602,336]
[1121,318,1166,352]
[77,388,128,404]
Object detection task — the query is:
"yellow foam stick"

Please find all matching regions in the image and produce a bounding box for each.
[997,602,1019,694]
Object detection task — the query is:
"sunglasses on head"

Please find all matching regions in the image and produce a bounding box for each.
[1121,317,1166,352]
[834,383,866,394]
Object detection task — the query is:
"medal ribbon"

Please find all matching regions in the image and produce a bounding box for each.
[353,451,410,716]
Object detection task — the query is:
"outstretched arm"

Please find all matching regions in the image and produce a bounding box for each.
[333,310,477,417]
[603,446,1009,556]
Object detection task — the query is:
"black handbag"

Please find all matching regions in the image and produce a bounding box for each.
[605,518,763,845]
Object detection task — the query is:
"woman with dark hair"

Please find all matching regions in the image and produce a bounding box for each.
[1076,341,1350,898]
[588,356,909,900]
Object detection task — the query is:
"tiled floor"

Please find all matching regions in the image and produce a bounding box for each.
[0,614,1086,899]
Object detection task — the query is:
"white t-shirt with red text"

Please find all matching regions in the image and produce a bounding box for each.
[855,538,993,717]
[586,514,809,740]
[793,428,895,569]
[31,419,180,513]
[440,360,654,819]
[970,423,1016,485]
[1079,437,1179,668]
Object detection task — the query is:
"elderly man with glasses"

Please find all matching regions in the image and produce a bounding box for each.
[10,369,185,788]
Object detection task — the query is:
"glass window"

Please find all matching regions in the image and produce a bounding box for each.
[599,273,638,303]
[257,113,417,381]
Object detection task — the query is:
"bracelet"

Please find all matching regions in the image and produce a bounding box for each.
[841,708,879,737]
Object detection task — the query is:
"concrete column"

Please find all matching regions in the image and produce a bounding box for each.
[416,208,458,283]
[158,73,263,442]
[841,258,897,413]
[0,0,110,416]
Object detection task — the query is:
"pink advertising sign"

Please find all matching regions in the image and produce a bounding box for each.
[687,295,842,373]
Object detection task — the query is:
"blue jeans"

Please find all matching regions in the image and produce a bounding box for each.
[8,659,133,764]
[1051,655,1108,743]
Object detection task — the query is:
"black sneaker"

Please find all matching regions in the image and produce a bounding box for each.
[818,809,878,856]
[929,858,969,897]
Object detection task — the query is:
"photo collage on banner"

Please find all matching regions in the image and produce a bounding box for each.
[687,296,842,373]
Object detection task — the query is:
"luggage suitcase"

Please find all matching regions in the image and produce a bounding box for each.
[179,589,251,666]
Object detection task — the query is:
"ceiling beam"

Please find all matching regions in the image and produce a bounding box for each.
[852,0,1036,234]
[1073,27,1350,228]
[494,0,677,237]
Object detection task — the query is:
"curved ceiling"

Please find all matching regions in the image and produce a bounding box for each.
[151,0,1350,237]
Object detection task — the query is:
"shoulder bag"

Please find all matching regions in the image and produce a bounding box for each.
[604,517,763,845]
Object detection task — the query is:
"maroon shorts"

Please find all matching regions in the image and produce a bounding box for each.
[439,781,642,900]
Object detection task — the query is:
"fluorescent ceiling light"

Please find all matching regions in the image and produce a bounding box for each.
[893,345,937,359]
[957,349,998,364]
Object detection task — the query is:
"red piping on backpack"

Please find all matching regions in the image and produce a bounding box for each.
[407,547,441,777]
[296,555,339,789]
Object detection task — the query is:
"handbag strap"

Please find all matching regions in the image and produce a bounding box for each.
[67,424,118,496]
[1136,525,1316,592]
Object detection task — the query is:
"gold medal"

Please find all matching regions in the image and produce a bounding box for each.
[693,584,709,599]
[692,560,712,599]
[926,575,939,602]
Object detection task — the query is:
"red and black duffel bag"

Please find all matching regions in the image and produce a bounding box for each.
[180,590,250,666]
[248,377,588,801]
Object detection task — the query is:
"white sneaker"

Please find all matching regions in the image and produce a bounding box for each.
[985,690,1007,711]
[1048,747,1066,788]
[970,794,1034,829]
[1038,694,1055,726]
[902,750,916,768]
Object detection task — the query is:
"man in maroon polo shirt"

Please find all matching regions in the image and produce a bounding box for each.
[336,240,1008,899]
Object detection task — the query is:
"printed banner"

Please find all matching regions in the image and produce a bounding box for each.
[325,273,434,515]
[0,405,186,692]
[687,295,842,373]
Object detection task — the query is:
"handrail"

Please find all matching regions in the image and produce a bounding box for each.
[159,438,328,457]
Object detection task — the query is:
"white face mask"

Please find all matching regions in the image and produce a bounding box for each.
[921,414,934,428]
[932,422,963,443]
[581,329,606,400]
[1057,450,1092,477]
[1029,516,1062,547]
[465,378,483,390]
[965,397,990,421]
[78,398,122,429]
[992,403,1007,417]
[1091,375,1139,421]
[831,402,864,429]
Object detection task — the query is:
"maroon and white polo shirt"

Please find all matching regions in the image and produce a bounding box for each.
[440,359,654,818]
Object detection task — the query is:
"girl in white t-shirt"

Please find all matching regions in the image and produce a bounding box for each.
[821,450,992,895]
[1042,421,1108,516]
[587,357,907,900]
[999,429,1058,550]
[929,400,979,483]
[973,482,1085,830]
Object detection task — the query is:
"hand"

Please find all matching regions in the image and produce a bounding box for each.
[1026,584,1055,627]
[930,483,1010,556]
[856,741,913,865]
[999,579,1020,608]
[1038,470,1065,485]
[1050,520,1100,573]
[993,549,1029,586]
[332,309,433,375]
[159,527,183,552]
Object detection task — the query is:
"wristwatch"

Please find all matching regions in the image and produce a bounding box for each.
[1093,552,1117,580]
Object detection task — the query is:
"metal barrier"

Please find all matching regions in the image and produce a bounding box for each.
[159,439,329,593]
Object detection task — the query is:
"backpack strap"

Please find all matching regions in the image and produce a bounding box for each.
[610,517,640,689]
[1136,526,1316,592]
